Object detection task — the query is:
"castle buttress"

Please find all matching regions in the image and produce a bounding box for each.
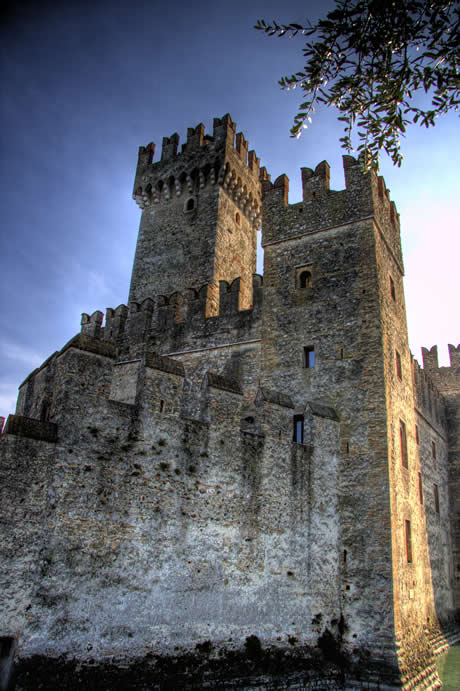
[1,114,459,690]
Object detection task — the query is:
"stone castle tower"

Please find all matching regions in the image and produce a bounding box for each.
[1,114,459,690]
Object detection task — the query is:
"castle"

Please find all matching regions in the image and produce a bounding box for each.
[1,114,459,690]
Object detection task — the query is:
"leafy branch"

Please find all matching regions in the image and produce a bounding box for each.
[255,0,460,169]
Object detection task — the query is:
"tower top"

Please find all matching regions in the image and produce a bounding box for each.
[133,114,266,210]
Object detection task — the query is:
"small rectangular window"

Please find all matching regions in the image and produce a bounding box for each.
[293,415,304,444]
[432,441,436,460]
[434,484,440,514]
[395,350,402,380]
[418,472,423,505]
[400,419,408,469]
[405,520,413,563]
[303,346,315,368]
[415,424,419,445]
[389,275,396,301]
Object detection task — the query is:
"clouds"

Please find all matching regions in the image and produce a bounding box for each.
[0,339,44,369]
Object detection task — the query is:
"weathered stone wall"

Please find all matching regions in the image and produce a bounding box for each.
[421,345,460,614]
[1,117,458,689]
[1,351,343,675]
[373,210,441,686]
[129,115,262,316]
[260,160,396,666]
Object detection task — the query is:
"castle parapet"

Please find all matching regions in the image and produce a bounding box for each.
[422,345,439,371]
[132,114,265,221]
[81,310,103,339]
[262,155,400,262]
[420,343,460,398]
[161,133,179,161]
[448,344,460,368]
[301,161,330,201]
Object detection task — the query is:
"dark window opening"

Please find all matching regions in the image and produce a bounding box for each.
[390,275,396,301]
[185,197,195,211]
[346,441,350,454]
[235,212,241,225]
[400,419,408,469]
[405,520,413,563]
[298,270,312,289]
[293,415,304,444]
[159,400,165,413]
[415,425,419,445]
[418,472,423,505]
[343,549,347,564]
[434,484,440,514]
[432,441,436,460]
[40,401,50,422]
[303,346,315,368]
[244,416,255,425]
[395,350,402,380]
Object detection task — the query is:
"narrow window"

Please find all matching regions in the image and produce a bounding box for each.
[395,350,402,380]
[159,400,165,413]
[303,346,315,368]
[235,212,241,225]
[293,415,304,444]
[298,270,312,289]
[434,484,440,514]
[432,441,436,461]
[40,401,50,422]
[405,520,413,563]
[389,275,396,301]
[415,424,419,445]
[185,197,195,211]
[400,419,408,469]
[418,472,423,504]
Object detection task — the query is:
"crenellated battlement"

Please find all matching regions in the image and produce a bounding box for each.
[411,353,446,429]
[420,344,460,400]
[132,114,264,227]
[422,344,460,372]
[261,154,401,265]
[80,274,264,350]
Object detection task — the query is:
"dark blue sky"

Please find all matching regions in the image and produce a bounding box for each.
[1,0,458,417]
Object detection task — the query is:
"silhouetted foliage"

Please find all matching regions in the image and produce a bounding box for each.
[256,0,459,169]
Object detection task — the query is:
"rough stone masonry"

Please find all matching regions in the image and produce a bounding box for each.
[1,114,459,690]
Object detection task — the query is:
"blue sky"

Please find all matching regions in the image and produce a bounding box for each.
[1,0,458,418]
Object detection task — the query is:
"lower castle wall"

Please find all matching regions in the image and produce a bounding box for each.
[1,345,344,672]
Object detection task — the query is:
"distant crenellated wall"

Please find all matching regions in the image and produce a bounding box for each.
[420,344,460,612]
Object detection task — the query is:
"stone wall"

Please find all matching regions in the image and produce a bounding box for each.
[0,117,458,689]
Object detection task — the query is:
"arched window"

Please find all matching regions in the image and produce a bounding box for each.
[299,270,312,289]
[235,212,241,226]
[185,197,195,211]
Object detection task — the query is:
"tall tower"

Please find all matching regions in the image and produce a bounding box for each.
[130,114,262,316]
[260,157,442,686]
